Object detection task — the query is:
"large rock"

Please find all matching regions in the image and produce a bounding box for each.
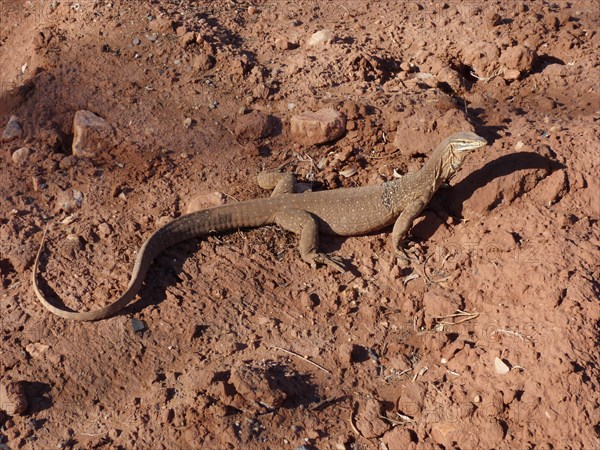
[2,115,23,142]
[290,108,346,145]
[72,110,116,158]
[234,111,274,140]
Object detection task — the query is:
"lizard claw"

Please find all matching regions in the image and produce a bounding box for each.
[395,241,420,265]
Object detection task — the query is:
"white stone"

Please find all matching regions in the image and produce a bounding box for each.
[11,147,31,164]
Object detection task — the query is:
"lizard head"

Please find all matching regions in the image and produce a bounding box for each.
[441,131,487,180]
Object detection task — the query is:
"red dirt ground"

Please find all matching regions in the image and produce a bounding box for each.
[1,1,599,449]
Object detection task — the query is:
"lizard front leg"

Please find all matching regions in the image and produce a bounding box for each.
[274,208,345,272]
[257,171,297,196]
[391,199,427,263]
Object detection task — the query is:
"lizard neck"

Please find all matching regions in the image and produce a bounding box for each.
[418,145,446,189]
[382,143,448,214]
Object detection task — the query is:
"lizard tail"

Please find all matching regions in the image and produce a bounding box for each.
[31,202,276,321]
[32,226,158,321]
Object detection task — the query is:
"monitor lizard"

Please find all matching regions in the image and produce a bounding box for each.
[32,131,487,321]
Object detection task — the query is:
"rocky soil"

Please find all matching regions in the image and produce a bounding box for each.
[0,1,599,449]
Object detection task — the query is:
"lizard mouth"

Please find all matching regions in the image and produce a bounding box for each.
[456,139,487,153]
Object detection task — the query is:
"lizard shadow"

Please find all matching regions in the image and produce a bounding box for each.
[122,240,214,316]
[411,151,566,242]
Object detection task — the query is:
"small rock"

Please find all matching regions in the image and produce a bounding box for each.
[500,45,535,75]
[131,318,146,332]
[7,244,36,273]
[241,142,258,156]
[25,342,49,359]
[39,123,65,153]
[186,192,226,214]
[179,31,196,48]
[11,147,31,164]
[247,5,257,15]
[55,189,82,213]
[461,42,500,78]
[183,117,194,129]
[503,68,521,80]
[32,176,45,191]
[2,115,23,142]
[485,10,501,26]
[234,111,274,140]
[494,356,511,375]
[0,380,28,415]
[132,37,141,46]
[97,222,112,238]
[59,155,78,170]
[193,53,216,71]
[290,108,346,146]
[275,38,292,50]
[72,110,116,158]
[307,29,335,47]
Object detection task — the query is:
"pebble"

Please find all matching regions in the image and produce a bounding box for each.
[183,117,194,129]
[11,147,31,164]
[247,5,257,15]
[55,189,82,213]
[131,318,147,332]
[2,115,23,142]
[494,356,511,375]
[72,110,116,158]
[290,108,346,146]
[307,29,334,47]
[32,176,45,191]
[132,37,141,45]
[97,222,112,237]
[275,38,292,50]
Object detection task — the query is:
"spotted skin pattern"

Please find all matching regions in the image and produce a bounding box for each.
[33,131,487,321]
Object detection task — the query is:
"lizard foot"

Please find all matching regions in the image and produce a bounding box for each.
[310,253,346,273]
[395,241,420,265]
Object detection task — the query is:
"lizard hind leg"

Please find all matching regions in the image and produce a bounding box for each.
[274,208,345,272]
[257,171,297,197]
